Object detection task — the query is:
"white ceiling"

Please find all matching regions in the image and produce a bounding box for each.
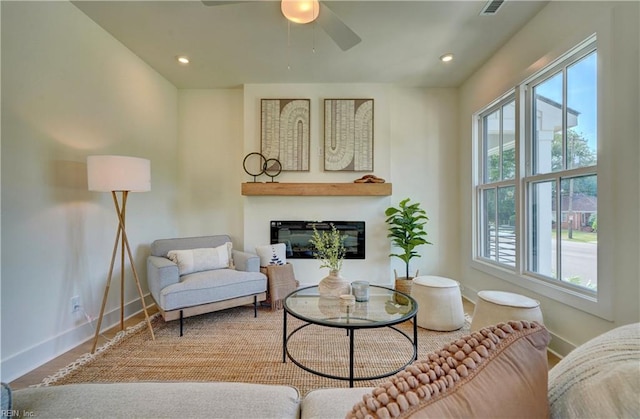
[72,0,548,89]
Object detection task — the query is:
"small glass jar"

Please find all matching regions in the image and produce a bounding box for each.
[351,280,370,302]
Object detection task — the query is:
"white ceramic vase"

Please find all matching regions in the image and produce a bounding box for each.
[318,270,350,298]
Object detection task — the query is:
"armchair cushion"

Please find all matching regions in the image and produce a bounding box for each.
[168,242,233,275]
[159,268,266,311]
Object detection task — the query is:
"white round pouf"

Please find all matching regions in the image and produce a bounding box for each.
[412,276,465,331]
[471,290,543,331]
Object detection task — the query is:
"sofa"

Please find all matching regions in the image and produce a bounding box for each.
[9,321,639,418]
[146,235,267,335]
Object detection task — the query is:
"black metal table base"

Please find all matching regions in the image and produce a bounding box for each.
[282,309,418,387]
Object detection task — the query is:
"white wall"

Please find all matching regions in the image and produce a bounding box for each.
[175,85,460,287]
[239,84,459,285]
[1,2,178,381]
[458,1,640,353]
[176,89,245,244]
[390,88,460,281]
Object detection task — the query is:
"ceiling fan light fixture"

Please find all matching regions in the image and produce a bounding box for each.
[281,0,320,24]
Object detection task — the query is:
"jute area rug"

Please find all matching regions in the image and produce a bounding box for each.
[39,305,471,396]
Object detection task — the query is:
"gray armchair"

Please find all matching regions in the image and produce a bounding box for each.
[147,235,267,335]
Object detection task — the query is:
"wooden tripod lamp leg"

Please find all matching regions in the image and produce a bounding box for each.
[91,220,123,354]
[119,192,126,331]
[113,192,155,341]
[90,191,155,354]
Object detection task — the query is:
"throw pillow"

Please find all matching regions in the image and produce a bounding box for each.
[256,243,287,267]
[548,322,640,418]
[167,242,232,276]
[346,321,551,419]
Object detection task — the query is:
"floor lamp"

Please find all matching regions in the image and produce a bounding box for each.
[87,155,155,353]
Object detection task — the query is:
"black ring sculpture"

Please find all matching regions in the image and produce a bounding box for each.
[243,152,267,182]
[264,158,282,182]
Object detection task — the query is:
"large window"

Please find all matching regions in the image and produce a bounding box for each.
[478,99,517,267]
[475,39,598,298]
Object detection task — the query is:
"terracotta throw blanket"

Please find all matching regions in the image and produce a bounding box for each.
[261,263,299,310]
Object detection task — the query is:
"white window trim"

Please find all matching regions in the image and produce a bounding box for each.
[475,94,519,269]
[471,34,613,321]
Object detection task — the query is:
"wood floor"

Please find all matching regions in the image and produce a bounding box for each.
[9,306,159,390]
[9,298,560,390]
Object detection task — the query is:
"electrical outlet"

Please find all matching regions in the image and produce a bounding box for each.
[71,296,80,313]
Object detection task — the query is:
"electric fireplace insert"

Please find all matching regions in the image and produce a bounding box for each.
[270,220,365,259]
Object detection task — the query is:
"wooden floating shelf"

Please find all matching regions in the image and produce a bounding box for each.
[241,182,392,196]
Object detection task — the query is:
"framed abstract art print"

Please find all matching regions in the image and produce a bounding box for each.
[324,99,374,171]
[261,99,310,171]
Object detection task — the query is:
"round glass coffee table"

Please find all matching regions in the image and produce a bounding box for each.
[282,285,418,387]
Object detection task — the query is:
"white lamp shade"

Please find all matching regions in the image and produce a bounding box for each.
[281,0,319,24]
[87,155,151,192]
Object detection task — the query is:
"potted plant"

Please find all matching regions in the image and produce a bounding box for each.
[310,223,350,298]
[385,198,431,301]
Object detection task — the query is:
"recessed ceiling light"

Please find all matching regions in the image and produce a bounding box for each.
[440,53,454,62]
[176,56,190,65]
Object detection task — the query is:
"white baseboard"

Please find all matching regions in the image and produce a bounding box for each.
[1,296,154,383]
[545,334,573,359]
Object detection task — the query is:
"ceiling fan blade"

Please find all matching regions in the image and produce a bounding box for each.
[202,1,361,51]
[317,2,361,51]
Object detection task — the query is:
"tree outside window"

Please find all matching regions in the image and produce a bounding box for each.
[476,44,597,293]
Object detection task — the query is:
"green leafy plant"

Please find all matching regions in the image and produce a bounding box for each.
[385,198,431,279]
[310,223,346,272]
[589,213,598,232]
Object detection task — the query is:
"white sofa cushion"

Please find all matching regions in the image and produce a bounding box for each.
[548,322,640,418]
[301,387,373,419]
[13,382,300,419]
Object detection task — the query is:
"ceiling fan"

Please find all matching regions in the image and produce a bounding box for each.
[201,0,362,51]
